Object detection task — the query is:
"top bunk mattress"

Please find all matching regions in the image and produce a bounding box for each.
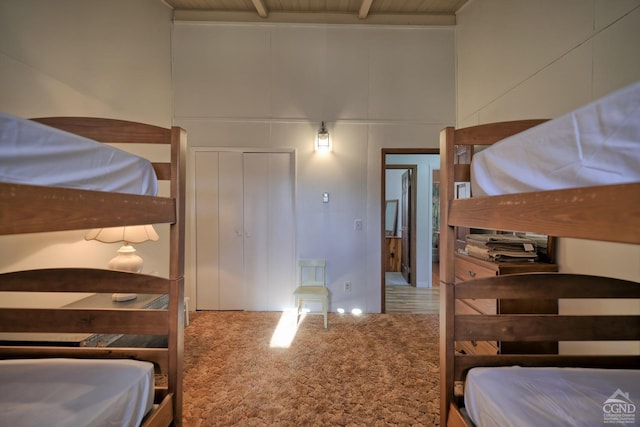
[471,80,640,197]
[0,112,157,196]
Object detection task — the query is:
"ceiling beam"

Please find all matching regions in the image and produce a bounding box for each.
[358,0,373,19]
[173,10,456,26]
[251,0,268,18]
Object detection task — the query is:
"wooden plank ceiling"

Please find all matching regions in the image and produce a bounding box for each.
[165,0,468,25]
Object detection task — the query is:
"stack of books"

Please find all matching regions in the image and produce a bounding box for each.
[465,233,538,262]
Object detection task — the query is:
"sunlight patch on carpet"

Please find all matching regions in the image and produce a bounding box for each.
[269,309,300,348]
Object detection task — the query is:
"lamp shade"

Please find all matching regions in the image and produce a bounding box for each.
[84,225,159,244]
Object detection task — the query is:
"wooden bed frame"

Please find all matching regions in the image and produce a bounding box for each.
[0,117,186,427]
[438,120,640,426]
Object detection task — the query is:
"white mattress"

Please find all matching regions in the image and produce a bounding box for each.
[464,366,640,427]
[471,81,640,197]
[0,358,154,427]
[0,112,157,195]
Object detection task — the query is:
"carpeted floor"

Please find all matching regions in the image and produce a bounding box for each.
[183,311,440,426]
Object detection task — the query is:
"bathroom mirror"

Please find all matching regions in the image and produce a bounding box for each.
[385,200,398,236]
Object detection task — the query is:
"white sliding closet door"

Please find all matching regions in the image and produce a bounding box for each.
[218,152,245,309]
[244,153,294,311]
[195,151,244,310]
[194,151,219,310]
[264,153,295,310]
[195,150,294,311]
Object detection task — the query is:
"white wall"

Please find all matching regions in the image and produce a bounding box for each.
[173,22,455,312]
[0,0,172,125]
[456,0,640,352]
[0,0,173,307]
[457,0,640,128]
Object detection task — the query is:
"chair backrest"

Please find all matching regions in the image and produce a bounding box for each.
[298,259,326,287]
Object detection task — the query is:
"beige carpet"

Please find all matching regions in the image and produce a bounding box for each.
[183,311,440,426]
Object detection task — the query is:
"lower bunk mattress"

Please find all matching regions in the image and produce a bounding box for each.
[464,366,640,427]
[0,358,154,427]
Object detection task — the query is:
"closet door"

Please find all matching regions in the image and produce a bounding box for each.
[243,153,268,311]
[265,153,295,310]
[195,150,294,311]
[218,152,245,309]
[243,153,294,311]
[194,151,220,310]
[195,151,244,310]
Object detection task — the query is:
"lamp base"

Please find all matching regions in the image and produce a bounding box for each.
[108,244,143,273]
[108,244,142,302]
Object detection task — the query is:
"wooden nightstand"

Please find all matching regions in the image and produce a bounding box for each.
[454,253,559,355]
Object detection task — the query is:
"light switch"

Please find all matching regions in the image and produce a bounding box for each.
[323,192,329,203]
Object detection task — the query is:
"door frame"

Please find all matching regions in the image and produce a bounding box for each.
[381,148,439,313]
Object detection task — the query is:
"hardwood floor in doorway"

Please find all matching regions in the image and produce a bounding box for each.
[385,263,440,314]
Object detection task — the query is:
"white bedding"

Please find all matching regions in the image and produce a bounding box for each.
[0,113,157,195]
[0,358,154,427]
[465,366,640,427]
[471,81,640,197]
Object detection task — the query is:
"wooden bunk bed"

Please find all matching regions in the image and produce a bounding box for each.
[0,116,186,427]
[439,84,640,426]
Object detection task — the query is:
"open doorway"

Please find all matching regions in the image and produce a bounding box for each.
[381,149,439,313]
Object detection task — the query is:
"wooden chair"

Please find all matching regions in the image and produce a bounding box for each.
[293,259,329,328]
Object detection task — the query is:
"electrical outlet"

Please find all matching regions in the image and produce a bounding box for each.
[344,281,351,293]
[354,219,363,230]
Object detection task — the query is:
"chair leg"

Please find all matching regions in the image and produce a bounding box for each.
[323,298,328,329]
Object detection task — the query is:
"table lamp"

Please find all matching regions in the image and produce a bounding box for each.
[85,225,159,301]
